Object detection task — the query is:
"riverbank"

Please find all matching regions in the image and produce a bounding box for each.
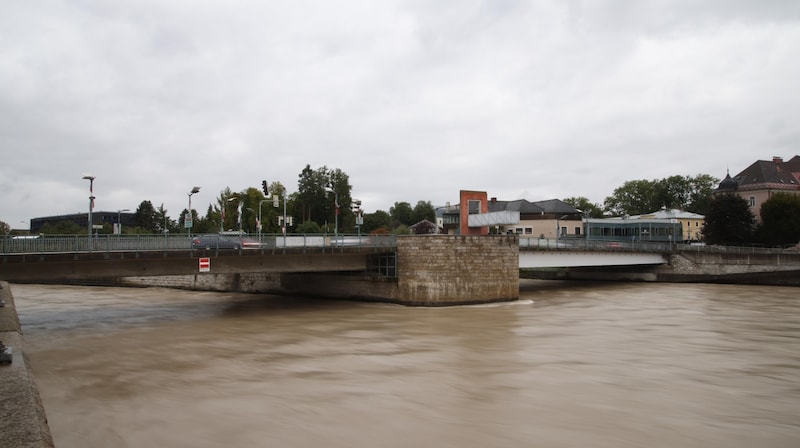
[0,281,54,448]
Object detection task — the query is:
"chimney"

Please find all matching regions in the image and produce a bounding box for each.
[774,156,783,164]
[490,197,497,203]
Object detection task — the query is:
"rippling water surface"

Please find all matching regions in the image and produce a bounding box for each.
[13,281,800,448]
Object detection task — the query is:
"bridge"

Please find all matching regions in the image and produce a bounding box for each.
[2,234,798,305]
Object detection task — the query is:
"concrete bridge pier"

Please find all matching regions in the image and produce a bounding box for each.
[281,235,521,306]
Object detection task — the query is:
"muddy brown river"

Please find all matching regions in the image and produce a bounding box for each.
[12,280,800,447]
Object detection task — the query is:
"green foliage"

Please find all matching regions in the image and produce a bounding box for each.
[393,224,411,235]
[0,220,10,235]
[412,201,436,224]
[133,200,159,233]
[603,174,719,216]
[295,165,353,229]
[390,201,414,227]
[756,193,800,247]
[702,194,755,245]
[295,220,322,234]
[362,210,392,234]
[563,197,603,218]
[39,220,84,234]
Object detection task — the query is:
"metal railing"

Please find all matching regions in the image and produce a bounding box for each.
[517,236,800,256]
[0,233,398,255]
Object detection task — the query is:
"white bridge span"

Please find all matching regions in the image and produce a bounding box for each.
[519,250,668,268]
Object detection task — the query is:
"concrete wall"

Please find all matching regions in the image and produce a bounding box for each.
[394,235,519,305]
[118,272,284,293]
[522,250,800,286]
[121,235,522,306]
[0,282,55,448]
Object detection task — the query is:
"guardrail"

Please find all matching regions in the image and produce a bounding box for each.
[0,234,397,255]
[518,237,800,255]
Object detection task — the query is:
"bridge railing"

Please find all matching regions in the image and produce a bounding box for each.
[518,237,800,255]
[518,237,672,253]
[0,234,398,255]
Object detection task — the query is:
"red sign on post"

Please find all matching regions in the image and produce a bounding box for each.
[199,257,211,272]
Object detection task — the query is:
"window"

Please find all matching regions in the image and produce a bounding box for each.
[525,227,533,234]
[574,226,581,235]
[749,196,756,208]
[468,200,481,214]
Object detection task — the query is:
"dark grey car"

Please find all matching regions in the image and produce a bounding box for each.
[191,234,242,250]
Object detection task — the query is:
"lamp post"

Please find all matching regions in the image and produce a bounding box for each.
[82,175,95,250]
[272,189,288,246]
[116,209,130,235]
[226,196,240,233]
[326,184,338,240]
[187,186,200,237]
[258,199,268,239]
[556,214,569,246]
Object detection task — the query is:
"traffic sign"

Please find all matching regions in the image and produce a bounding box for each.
[199,257,211,272]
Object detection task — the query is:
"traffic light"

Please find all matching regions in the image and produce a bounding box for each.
[261,180,268,195]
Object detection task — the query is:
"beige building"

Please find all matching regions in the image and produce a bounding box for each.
[487,198,583,239]
[629,208,705,242]
[715,155,800,222]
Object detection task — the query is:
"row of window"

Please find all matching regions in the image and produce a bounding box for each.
[508,226,582,235]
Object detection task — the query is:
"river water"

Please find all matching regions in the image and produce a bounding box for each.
[11,280,800,448]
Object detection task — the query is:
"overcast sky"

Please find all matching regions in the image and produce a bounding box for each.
[2,0,799,228]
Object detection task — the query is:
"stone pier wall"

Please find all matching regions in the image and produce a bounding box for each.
[394,235,520,305]
[121,235,522,306]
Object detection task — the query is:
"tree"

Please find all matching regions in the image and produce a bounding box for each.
[756,193,800,247]
[0,220,9,235]
[684,174,718,215]
[362,210,392,234]
[390,201,414,227]
[604,179,659,216]
[155,203,174,234]
[604,174,719,216]
[412,201,436,224]
[133,200,159,233]
[702,194,755,245]
[296,164,329,225]
[295,220,322,234]
[295,165,353,231]
[563,197,603,218]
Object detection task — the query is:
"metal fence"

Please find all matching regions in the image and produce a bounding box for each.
[518,236,800,255]
[0,234,398,255]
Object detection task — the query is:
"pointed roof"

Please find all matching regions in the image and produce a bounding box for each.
[729,156,800,191]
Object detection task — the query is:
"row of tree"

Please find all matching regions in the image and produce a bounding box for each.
[4,168,798,247]
[563,174,719,218]
[703,193,800,247]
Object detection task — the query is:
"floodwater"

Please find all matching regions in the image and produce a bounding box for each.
[12,280,800,448]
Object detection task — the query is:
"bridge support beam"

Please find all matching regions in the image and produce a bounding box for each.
[280,235,520,306]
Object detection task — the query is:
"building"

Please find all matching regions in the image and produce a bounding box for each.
[438,193,582,237]
[715,155,800,222]
[30,211,136,234]
[585,218,683,243]
[628,207,705,242]
[488,197,583,238]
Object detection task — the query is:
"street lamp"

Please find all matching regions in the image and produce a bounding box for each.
[82,175,95,250]
[116,209,130,235]
[226,196,241,233]
[187,186,200,237]
[326,184,339,240]
[556,214,569,246]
